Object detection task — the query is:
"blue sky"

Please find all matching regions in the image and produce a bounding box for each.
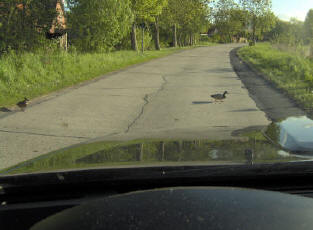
[272,0,313,21]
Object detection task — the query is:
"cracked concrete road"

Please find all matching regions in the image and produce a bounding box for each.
[0,44,270,169]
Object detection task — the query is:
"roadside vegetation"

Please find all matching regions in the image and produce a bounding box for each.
[1,0,312,110]
[238,9,313,112]
[0,0,211,107]
[0,46,186,107]
[239,43,313,111]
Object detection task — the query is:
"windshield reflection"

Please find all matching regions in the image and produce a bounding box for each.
[265,116,313,154]
[1,134,302,175]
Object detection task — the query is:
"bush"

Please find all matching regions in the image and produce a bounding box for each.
[117,27,154,51]
[67,0,133,52]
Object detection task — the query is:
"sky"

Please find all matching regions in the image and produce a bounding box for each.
[272,0,313,21]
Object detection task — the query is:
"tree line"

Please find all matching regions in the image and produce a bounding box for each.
[265,9,313,57]
[66,0,211,52]
[1,0,311,54]
[0,0,210,53]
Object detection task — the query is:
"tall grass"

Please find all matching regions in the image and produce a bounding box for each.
[238,43,313,111]
[272,43,311,58]
[0,47,185,107]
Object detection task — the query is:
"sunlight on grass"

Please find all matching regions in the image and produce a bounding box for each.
[238,43,313,111]
[0,47,190,107]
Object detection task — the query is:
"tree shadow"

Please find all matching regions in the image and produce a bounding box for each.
[0,107,12,112]
[192,101,213,105]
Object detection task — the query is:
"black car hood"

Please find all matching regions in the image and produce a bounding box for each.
[1,116,313,176]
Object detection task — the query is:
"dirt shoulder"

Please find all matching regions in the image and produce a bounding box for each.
[230,47,306,122]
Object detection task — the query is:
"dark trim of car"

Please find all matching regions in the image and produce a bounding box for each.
[2,161,313,205]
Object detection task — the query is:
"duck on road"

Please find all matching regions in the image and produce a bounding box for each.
[16,97,29,111]
[211,91,228,102]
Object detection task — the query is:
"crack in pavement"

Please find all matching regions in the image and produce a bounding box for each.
[0,129,89,139]
[125,75,168,133]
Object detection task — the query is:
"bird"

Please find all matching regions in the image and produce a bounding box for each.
[211,91,228,102]
[16,97,29,111]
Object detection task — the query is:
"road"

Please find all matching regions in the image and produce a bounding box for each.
[0,44,270,169]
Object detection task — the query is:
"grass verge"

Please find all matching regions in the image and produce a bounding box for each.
[197,41,217,46]
[238,43,313,112]
[0,47,191,107]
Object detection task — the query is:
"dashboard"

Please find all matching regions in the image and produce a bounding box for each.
[30,187,313,230]
[2,162,313,229]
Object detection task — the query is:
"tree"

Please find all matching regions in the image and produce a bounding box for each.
[240,0,273,45]
[255,10,276,40]
[0,0,56,52]
[265,17,303,45]
[130,0,167,51]
[66,0,133,52]
[152,0,168,50]
[212,0,248,43]
[159,0,210,47]
[304,9,313,57]
[161,0,183,47]
[176,0,210,46]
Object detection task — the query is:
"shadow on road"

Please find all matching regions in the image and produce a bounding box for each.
[192,101,213,105]
[208,67,234,73]
[230,109,258,112]
[0,107,12,112]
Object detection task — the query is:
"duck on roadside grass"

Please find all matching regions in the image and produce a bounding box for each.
[211,91,228,102]
[16,97,29,111]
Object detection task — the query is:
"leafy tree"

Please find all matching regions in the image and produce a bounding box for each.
[130,0,167,51]
[266,18,303,48]
[161,0,182,47]
[152,0,168,50]
[212,0,248,43]
[0,0,56,52]
[159,0,210,47]
[304,9,313,57]
[240,0,274,45]
[304,9,313,43]
[177,0,210,46]
[66,0,133,52]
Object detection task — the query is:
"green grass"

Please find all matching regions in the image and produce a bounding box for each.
[238,43,313,111]
[197,41,217,46]
[0,47,191,107]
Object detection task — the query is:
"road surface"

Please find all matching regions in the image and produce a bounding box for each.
[0,44,270,169]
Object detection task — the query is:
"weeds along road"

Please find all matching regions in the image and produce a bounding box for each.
[0,44,270,169]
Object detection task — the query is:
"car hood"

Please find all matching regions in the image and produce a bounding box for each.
[1,116,313,176]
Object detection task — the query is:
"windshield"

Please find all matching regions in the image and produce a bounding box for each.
[0,0,313,176]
